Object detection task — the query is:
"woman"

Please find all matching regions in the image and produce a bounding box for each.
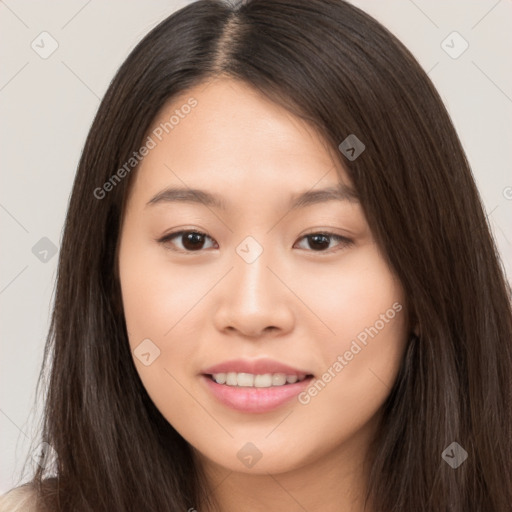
[2,0,511,510]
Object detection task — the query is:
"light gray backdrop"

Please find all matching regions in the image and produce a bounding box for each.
[1,0,511,493]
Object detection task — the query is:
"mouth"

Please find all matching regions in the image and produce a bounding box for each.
[200,372,315,413]
[204,372,314,387]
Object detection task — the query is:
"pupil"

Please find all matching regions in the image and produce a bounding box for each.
[309,234,329,250]
[183,232,204,251]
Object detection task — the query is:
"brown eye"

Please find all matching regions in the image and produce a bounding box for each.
[159,230,216,252]
[158,230,353,255]
[295,232,353,253]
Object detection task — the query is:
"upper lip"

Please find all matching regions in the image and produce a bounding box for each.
[202,358,313,376]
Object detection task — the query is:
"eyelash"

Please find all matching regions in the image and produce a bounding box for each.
[157,229,354,255]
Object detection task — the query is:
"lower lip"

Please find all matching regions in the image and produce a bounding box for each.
[201,375,313,413]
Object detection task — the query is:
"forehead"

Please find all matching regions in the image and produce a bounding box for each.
[130,78,354,205]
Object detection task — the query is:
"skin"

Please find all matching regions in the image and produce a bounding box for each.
[118,77,412,512]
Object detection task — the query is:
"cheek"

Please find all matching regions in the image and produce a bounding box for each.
[296,246,408,426]
[119,224,206,347]
[118,234,207,417]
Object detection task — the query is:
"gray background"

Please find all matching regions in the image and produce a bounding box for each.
[1,0,511,493]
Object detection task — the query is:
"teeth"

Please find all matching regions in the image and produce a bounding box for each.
[211,372,307,387]
[213,372,227,384]
[254,374,273,387]
[272,374,287,386]
[237,373,254,387]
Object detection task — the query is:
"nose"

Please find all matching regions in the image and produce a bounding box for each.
[212,243,295,339]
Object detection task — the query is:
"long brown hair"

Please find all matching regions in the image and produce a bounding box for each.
[23,0,512,510]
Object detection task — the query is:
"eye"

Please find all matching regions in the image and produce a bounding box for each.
[158,230,217,253]
[294,232,354,253]
[157,230,353,254]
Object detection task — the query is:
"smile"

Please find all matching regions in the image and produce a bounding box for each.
[210,372,309,387]
[201,374,314,413]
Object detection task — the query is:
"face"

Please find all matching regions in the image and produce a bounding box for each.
[118,77,410,476]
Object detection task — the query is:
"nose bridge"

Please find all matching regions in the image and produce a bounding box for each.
[232,234,277,304]
[213,232,294,336]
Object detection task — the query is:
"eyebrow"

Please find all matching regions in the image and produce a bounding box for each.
[145,183,359,210]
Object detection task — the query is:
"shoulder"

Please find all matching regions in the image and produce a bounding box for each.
[0,484,37,512]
